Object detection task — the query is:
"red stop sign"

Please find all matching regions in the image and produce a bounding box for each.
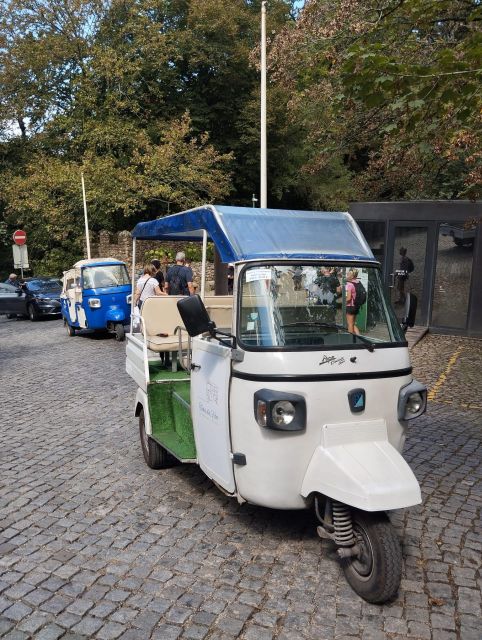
[13,230,27,245]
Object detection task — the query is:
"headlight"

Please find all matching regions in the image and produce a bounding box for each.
[272,401,296,426]
[398,380,427,420]
[88,298,101,308]
[254,390,306,432]
[405,392,423,415]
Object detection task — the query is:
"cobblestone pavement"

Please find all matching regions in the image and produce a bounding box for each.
[0,317,480,640]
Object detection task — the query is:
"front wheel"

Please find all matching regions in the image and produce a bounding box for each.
[27,303,39,322]
[342,510,402,604]
[114,323,125,341]
[139,408,173,469]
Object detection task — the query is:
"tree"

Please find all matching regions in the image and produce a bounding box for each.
[270,0,482,203]
[1,113,232,273]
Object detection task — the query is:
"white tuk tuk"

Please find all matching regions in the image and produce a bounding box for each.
[126,205,426,603]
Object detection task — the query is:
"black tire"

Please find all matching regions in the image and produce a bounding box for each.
[27,303,39,322]
[65,320,76,336]
[6,313,16,319]
[139,408,172,469]
[114,323,125,341]
[341,510,402,604]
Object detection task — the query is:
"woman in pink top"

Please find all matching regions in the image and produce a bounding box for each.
[345,269,360,335]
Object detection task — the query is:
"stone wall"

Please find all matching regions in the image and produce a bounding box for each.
[88,230,215,291]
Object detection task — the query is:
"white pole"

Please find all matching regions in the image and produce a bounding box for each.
[260,1,267,208]
[81,172,91,259]
[131,238,136,332]
[200,230,207,299]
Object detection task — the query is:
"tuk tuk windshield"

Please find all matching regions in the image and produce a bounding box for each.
[239,264,405,349]
[82,264,130,289]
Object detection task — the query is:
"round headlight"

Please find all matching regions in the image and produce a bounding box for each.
[406,392,423,415]
[272,400,296,426]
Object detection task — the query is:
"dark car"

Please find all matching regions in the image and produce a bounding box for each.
[0,277,62,321]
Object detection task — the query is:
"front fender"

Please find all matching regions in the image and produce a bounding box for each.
[105,307,126,322]
[134,388,151,435]
[301,420,421,511]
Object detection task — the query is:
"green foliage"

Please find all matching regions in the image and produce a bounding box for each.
[144,241,215,264]
[270,0,482,202]
[0,0,298,272]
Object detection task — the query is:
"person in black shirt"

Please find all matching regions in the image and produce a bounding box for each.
[151,259,165,292]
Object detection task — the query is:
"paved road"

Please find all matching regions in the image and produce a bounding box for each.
[0,317,480,640]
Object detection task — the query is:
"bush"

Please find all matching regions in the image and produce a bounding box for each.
[144,242,214,264]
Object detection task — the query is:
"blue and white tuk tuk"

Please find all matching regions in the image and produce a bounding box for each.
[61,258,132,341]
[126,205,426,603]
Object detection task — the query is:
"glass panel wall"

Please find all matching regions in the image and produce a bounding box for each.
[431,223,474,329]
[357,221,385,265]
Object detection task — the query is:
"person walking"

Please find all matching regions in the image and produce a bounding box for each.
[134,264,166,308]
[396,247,414,305]
[344,269,361,335]
[4,273,18,287]
[165,252,194,296]
[151,259,165,292]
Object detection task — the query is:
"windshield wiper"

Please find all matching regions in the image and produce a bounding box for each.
[281,321,375,352]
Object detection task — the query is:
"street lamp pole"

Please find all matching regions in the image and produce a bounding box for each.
[81,171,91,260]
[260,1,267,208]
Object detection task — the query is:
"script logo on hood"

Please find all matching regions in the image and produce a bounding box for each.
[319,355,345,366]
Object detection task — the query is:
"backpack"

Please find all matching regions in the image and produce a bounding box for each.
[353,280,367,311]
[168,265,188,295]
[406,257,415,273]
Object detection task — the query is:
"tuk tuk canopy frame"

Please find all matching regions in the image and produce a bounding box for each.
[131,205,377,264]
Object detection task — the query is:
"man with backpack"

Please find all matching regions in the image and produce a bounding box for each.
[165,251,194,296]
[396,247,414,305]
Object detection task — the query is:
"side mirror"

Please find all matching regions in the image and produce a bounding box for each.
[177,295,213,337]
[401,293,417,332]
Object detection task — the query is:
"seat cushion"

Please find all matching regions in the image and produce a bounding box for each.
[146,334,188,352]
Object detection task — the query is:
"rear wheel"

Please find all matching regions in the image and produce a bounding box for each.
[139,408,173,469]
[114,323,125,341]
[341,510,402,604]
[27,303,39,322]
[65,320,76,336]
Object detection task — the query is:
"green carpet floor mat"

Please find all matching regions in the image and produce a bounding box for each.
[148,360,191,383]
[147,380,196,460]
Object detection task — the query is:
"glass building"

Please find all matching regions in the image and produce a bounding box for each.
[349,201,481,337]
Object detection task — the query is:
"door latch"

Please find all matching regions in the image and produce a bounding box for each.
[230,452,247,466]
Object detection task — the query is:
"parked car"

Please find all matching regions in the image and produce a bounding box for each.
[0,277,62,320]
[440,223,476,247]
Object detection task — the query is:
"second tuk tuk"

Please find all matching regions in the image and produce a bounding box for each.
[126,205,427,603]
[61,258,132,341]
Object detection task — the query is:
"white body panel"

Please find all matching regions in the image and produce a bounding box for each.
[300,421,421,511]
[191,338,235,493]
[126,333,148,392]
[230,346,415,509]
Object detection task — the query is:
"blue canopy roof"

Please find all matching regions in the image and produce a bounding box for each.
[131,205,376,264]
